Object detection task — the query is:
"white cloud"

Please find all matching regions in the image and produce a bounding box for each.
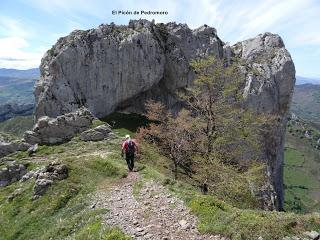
[24,0,318,46]
[156,0,319,47]
[174,0,222,29]
[296,34,320,45]
[236,0,303,39]
[0,16,44,69]
[26,0,180,24]
[0,37,44,69]
[0,16,34,38]
[3,0,319,73]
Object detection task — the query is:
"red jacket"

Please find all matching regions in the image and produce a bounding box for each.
[122,139,138,153]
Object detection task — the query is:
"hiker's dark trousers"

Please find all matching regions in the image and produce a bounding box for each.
[125,153,134,171]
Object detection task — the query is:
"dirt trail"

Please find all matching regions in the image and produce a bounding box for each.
[94,172,223,240]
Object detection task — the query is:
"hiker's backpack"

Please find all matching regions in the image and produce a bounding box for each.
[127,140,135,155]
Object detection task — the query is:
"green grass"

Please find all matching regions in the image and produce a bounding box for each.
[292,84,320,124]
[2,112,320,240]
[0,131,17,142]
[284,167,318,188]
[135,140,320,239]
[71,220,130,240]
[284,148,304,167]
[0,137,130,240]
[136,155,320,240]
[284,130,320,213]
[189,195,320,240]
[91,119,105,128]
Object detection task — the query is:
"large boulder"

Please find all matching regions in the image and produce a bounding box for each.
[33,178,53,197]
[33,162,69,199]
[0,140,31,158]
[80,124,112,141]
[34,20,295,210]
[24,107,94,145]
[0,161,27,187]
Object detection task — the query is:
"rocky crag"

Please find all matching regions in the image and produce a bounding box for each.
[0,107,113,160]
[24,107,94,145]
[34,19,295,210]
[0,140,30,158]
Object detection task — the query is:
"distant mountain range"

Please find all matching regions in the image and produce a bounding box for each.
[0,68,320,119]
[291,84,320,124]
[0,68,39,78]
[1,68,318,85]
[0,68,39,104]
[0,68,39,121]
[296,76,320,85]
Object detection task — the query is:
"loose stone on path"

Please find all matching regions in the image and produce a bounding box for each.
[94,172,223,240]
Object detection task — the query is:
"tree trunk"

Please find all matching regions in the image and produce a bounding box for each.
[174,161,178,180]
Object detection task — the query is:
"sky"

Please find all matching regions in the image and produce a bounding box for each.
[0,0,319,78]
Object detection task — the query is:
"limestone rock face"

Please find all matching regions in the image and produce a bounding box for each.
[34,20,224,119]
[35,20,295,210]
[232,32,295,210]
[24,107,94,145]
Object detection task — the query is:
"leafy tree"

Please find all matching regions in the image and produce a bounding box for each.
[139,56,273,199]
[138,100,198,179]
[179,57,272,182]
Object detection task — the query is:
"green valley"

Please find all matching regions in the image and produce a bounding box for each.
[291,84,320,124]
[284,115,320,213]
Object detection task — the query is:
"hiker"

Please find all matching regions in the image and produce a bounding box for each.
[121,135,138,171]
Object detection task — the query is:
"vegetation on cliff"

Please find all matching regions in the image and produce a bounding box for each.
[137,57,274,209]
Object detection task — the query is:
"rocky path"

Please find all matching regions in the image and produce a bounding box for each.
[94,172,222,240]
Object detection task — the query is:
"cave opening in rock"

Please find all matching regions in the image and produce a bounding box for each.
[100,112,150,133]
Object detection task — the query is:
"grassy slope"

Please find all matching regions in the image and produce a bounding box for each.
[1,113,320,239]
[284,81,320,213]
[291,84,320,124]
[284,131,320,213]
[137,144,320,240]
[0,129,131,239]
